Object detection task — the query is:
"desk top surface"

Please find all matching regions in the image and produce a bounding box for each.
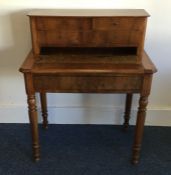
[28,9,150,17]
[20,50,157,75]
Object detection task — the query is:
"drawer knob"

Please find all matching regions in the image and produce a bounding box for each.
[112,22,118,26]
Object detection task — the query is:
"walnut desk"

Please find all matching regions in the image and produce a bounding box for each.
[19,9,157,164]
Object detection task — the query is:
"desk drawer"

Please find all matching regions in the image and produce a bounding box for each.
[35,16,146,48]
[36,17,92,31]
[93,17,146,31]
[38,31,82,46]
[33,75,142,93]
[38,30,141,47]
[92,30,140,46]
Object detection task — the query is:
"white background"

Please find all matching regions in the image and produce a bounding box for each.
[0,0,171,125]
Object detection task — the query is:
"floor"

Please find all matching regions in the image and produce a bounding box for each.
[0,124,171,175]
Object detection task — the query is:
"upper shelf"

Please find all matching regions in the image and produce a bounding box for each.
[28,9,150,17]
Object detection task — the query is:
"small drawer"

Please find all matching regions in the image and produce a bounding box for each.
[38,30,141,47]
[38,31,82,46]
[93,17,146,31]
[33,75,142,93]
[85,30,141,46]
[36,17,92,31]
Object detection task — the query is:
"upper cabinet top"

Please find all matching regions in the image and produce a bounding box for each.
[28,9,150,17]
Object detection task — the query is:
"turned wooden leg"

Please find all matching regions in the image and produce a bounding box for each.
[132,95,148,164]
[27,94,40,161]
[40,93,48,129]
[132,75,152,165]
[123,93,133,130]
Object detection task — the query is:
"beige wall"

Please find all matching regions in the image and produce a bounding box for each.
[0,1,171,125]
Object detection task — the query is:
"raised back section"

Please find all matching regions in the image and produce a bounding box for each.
[28,9,149,64]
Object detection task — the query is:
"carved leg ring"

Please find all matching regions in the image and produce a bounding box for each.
[28,94,40,161]
[40,93,48,129]
[123,93,133,130]
[132,95,148,164]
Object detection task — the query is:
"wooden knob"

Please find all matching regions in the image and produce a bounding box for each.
[112,22,118,26]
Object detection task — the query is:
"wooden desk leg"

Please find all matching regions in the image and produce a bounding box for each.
[132,75,152,164]
[40,93,48,129]
[27,94,40,161]
[123,93,133,130]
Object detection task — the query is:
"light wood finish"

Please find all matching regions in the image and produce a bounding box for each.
[19,9,157,164]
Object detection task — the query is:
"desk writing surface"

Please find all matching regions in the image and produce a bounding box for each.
[20,50,156,75]
[33,47,139,74]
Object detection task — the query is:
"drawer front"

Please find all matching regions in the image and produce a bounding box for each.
[36,17,92,31]
[35,16,146,47]
[33,75,142,93]
[93,17,146,31]
[92,30,141,46]
[38,31,82,46]
[38,30,141,47]
[36,17,146,31]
